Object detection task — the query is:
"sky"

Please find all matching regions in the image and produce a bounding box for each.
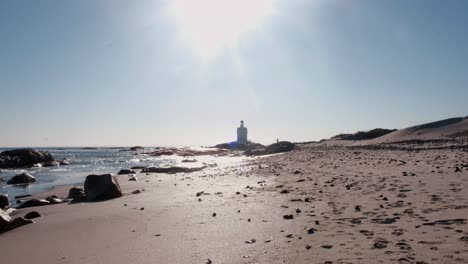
[0,0,467,147]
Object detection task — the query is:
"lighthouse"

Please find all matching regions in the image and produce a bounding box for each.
[237,120,248,144]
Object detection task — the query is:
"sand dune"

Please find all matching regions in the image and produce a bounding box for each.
[366,117,468,144]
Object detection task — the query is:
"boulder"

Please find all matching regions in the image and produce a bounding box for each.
[0,194,10,210]
[24,211,41,220]
[17,199,50,209]
[118,169,136,175]
[84,174,123,201]
[7,173,36,185]
[0,148,55,169]
[142,166,207,174]
[68,187,85,199]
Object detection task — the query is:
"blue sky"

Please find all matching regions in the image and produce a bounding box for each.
[0,0,467,147]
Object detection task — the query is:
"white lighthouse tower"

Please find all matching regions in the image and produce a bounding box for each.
[237,120,248,144]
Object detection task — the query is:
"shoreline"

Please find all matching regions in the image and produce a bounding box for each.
[1,142,467,263]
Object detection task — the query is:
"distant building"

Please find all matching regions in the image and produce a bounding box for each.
[237,120,248,144]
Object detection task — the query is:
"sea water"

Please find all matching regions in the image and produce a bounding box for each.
[0,147,210,203]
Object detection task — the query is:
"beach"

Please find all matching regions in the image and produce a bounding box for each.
[1,140,467,263]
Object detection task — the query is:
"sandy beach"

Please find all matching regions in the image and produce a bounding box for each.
[1,139,467,264]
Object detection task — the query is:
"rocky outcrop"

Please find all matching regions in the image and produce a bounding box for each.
[130,146,144,151]
[265,141,296,154]
[245,141,296,156]
[17,199,50,209]
[84,174,123,201]
[144,148,228,157]
[142,166,207,174]
[214,142,265,151]
[0,194,10,210]
[0,149,55,169]
[118,169,136,175]
[7,173,36,185]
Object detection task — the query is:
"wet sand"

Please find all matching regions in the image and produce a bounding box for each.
[1,142,467,264]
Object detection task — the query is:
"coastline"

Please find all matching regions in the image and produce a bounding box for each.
[1,142,467,263]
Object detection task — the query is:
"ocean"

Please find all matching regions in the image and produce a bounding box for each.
[0,147,227,203]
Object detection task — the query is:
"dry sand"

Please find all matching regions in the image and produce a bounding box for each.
[1,141,467,264]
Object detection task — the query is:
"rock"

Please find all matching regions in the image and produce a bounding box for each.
[0,194,10,210]
[17,199,51,209]
[84,174,123,201]
[7,173,36,185]
[118,169,136,175]
[1,217,34,233]
[265,141,295,154]
[142,166,207,174]
[43,160,60,167]
[45,195,63,204]
[245,141,296,156]
[0,214,10,231]
[181,159,197,163]
[283,214,294,220]
[68,187,85,199]
[0,177,4,184]
[130,146,144,151]
[131,166,147,170]
[59,160,70,166]
[129,176,138,181]
[24,211,41,219]
[0,148,55,169]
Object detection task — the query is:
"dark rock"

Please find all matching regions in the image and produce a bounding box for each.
[245,141,296,156]
[43,160,60,167]
[265,141,296,154]
[84,174,123,201]
[142,166,207,174]
[131,166,147,170]
[118,169,136,175]
[283,214,294,220]
[0,194,10,210]
[307,228,317,234]
[181,159,197,163]
[45,195,63,204]
[0,148,55,169]
[7,173,36,185]
[130,146,144,151]
[24,211,41,219]
[1,217,34,233]
[0,177,4,184]
[68,187,85,199]
[17,199,50,209]
[0,214,10,231]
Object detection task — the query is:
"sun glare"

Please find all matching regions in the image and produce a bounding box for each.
[168,0,276,60]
